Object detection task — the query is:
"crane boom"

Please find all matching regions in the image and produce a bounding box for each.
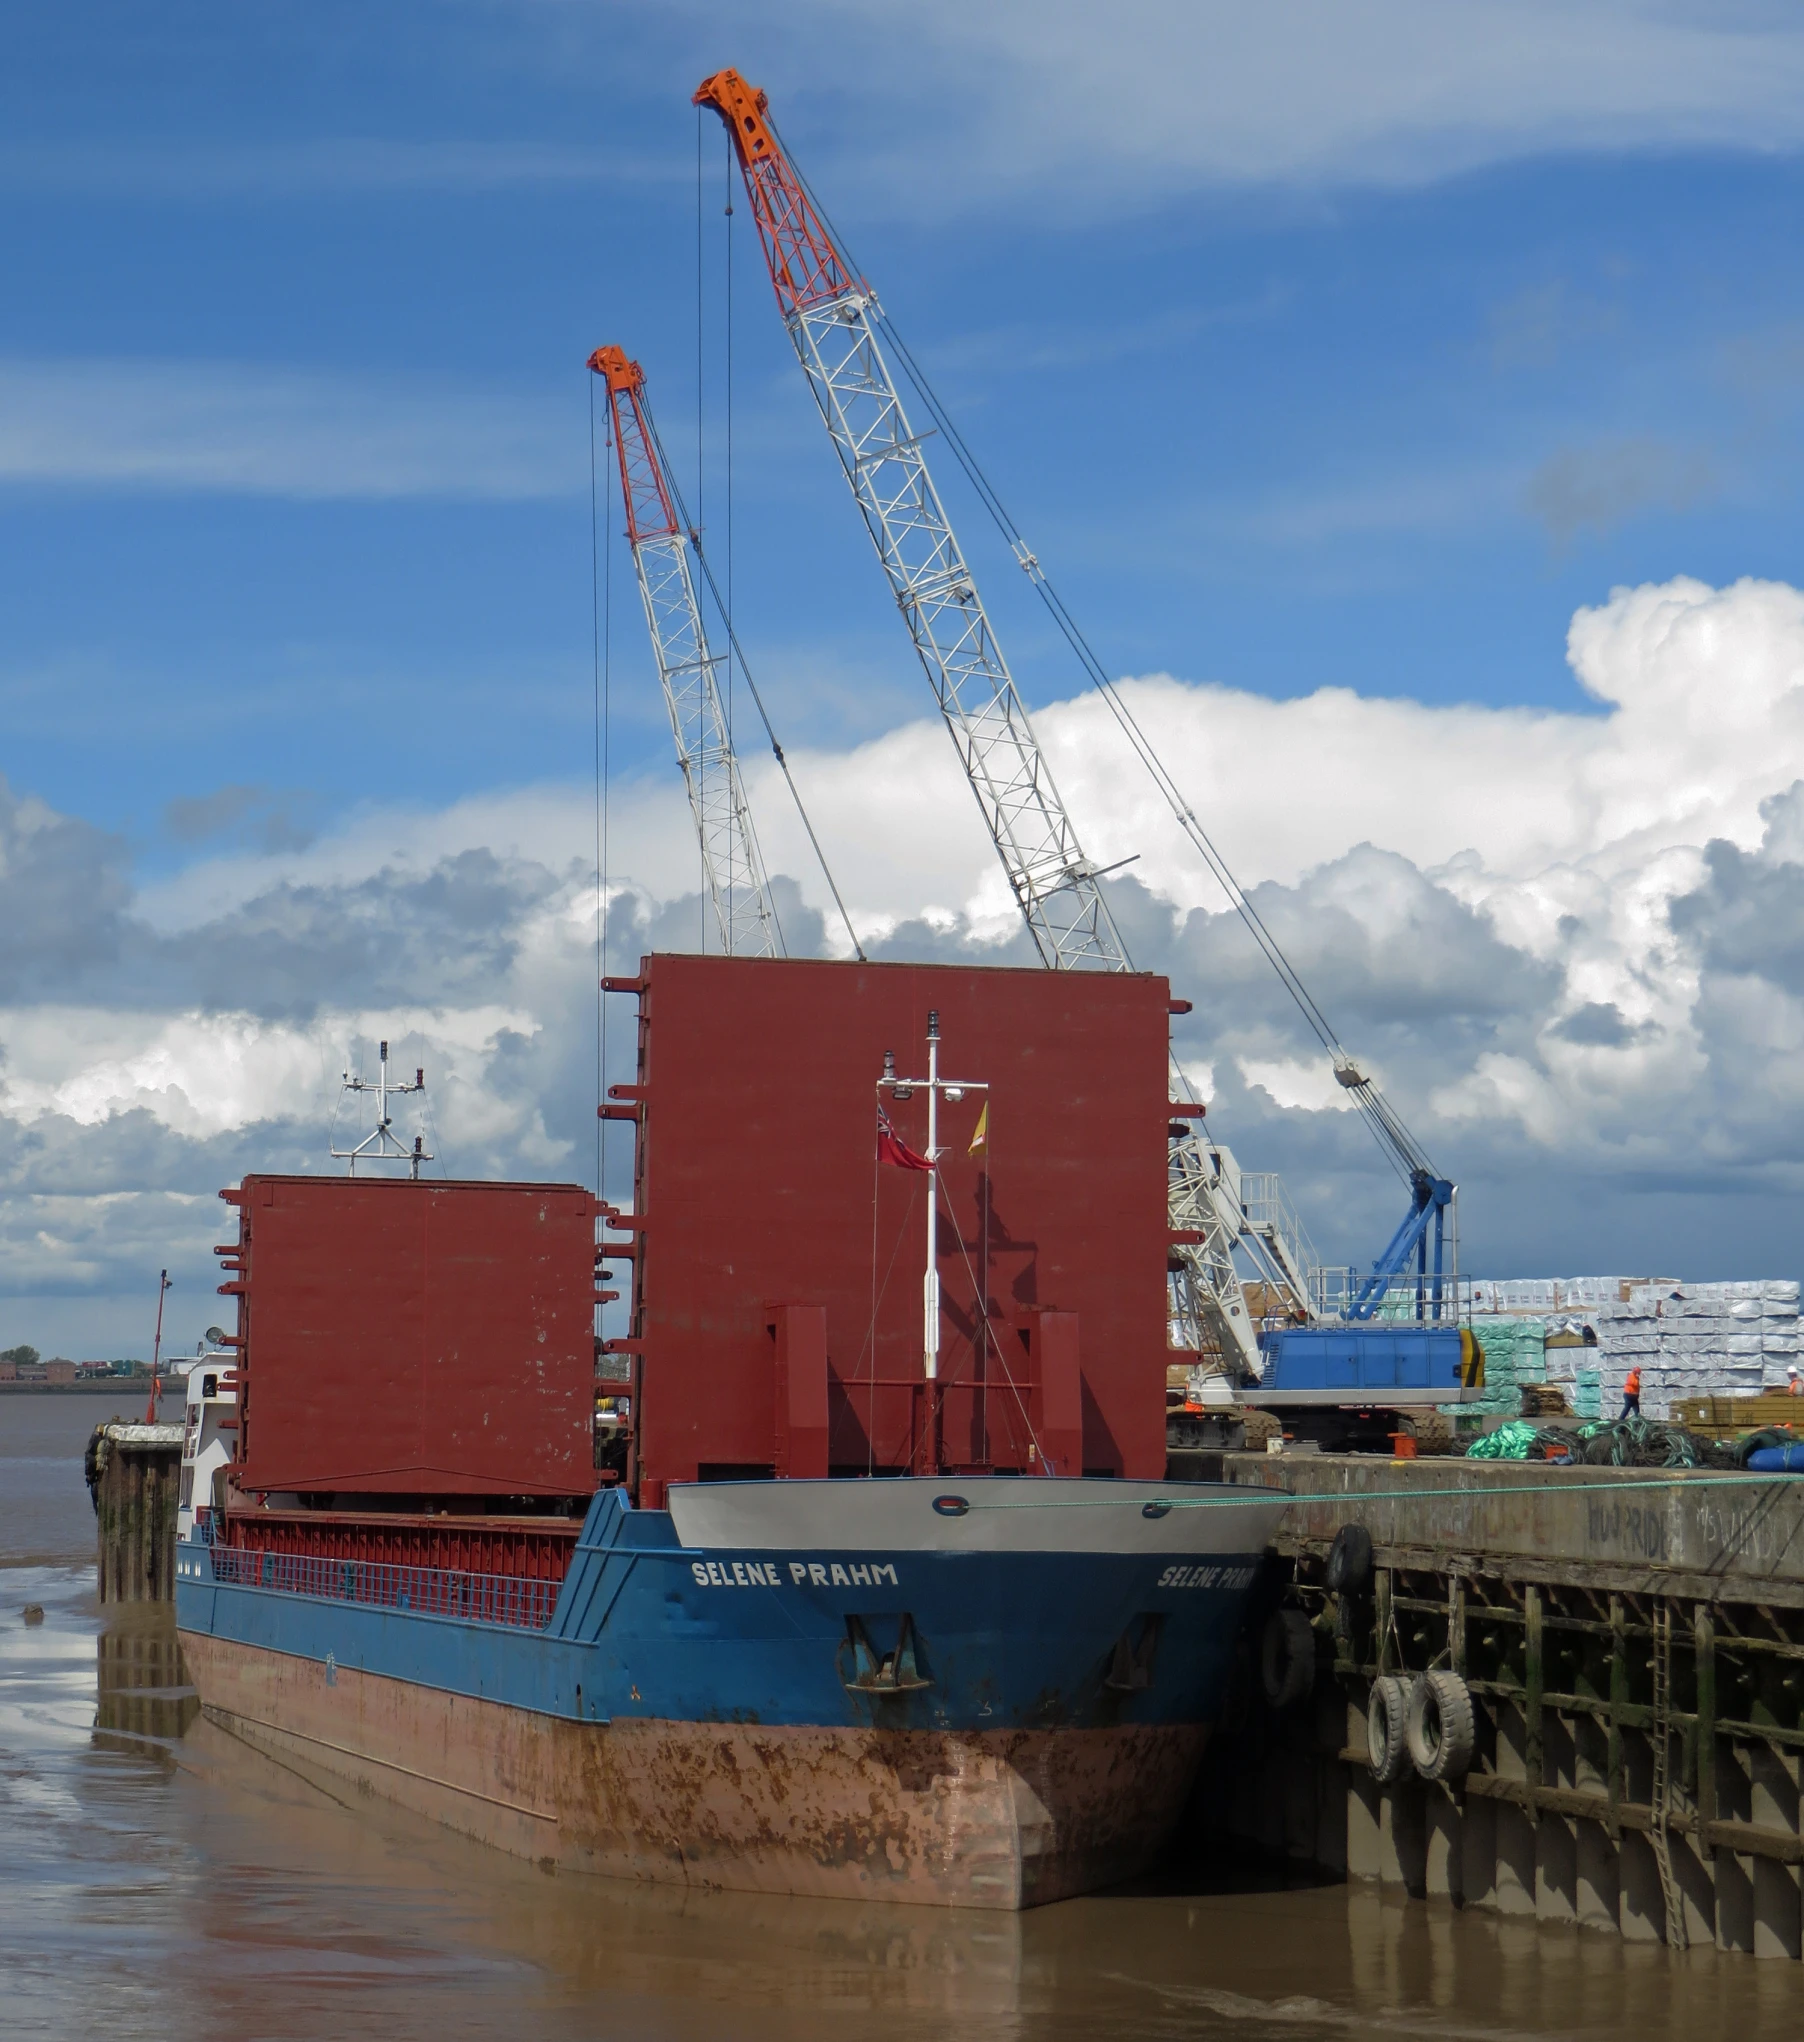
[589,344,779,959]
[697,70,1285,1374]
[694,70,1124,974]
[698,71,1461,1336]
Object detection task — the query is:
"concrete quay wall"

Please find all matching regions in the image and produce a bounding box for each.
[1195,1452,1804,1962]
[1214,1450,1804,1601]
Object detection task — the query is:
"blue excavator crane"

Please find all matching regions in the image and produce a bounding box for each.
[1335,1061,1455,1320]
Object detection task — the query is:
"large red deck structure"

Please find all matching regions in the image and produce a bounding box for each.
[607,955,1178,1501]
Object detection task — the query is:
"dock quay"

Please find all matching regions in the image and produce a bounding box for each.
[1192,1451,1804,1961]
[86,1422,183,1603]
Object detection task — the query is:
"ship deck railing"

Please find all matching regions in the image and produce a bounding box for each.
[206,1544,559,1631]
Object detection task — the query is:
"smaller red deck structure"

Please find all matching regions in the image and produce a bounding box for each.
[220,1175,602,1500]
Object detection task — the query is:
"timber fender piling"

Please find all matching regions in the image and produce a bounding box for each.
[1198,1451,1804,1960]
[87,1422,183,1602]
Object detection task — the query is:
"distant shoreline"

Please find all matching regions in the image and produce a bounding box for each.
[0,1381,166,1397]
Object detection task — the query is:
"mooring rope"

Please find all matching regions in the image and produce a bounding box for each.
[952,1471,1801,1511]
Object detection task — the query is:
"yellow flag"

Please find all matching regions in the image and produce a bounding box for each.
[968,1101,988,1154]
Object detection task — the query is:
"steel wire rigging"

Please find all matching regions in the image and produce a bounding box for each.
[763,108,1433,1199]
[696,69,1292,1366]
[697,68,1454,1328]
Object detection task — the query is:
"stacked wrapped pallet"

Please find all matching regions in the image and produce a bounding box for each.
[1457,1279,1643,1421]
[1584,1281,1802,1420]
[1468,1276,1680,1314]
[1457,1277,1800,1422]
[1461,1317,1547,1419]
[1470,1279,1558,1315]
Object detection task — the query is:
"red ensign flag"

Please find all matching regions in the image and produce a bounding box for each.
[876,1105,933,1172]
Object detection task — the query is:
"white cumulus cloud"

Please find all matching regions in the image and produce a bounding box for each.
[743,0,1804,210]
[7,570,1804,1352]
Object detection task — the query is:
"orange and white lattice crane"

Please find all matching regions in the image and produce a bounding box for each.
[693,70,1126,975]
[696,69,1457,1349]
[589,343,779,958]
[694,71,1295,1372]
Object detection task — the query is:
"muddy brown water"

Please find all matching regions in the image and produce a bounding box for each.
[0,1399,1792,2039]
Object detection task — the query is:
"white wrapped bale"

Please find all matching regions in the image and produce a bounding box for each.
[1465,1278,1800,1406]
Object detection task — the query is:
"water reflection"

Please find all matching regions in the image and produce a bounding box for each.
[94,1602,199,1758]
[0,1562,1800,2041]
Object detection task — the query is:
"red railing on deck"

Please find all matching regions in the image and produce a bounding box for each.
[218,1507,580,1582]
[209,1546,559,1631]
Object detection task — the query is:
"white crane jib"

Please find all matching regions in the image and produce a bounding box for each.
[697,72,1285,1375]
[693,74,1122,976]
[589,344,779,959]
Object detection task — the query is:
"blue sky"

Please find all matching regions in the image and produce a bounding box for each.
[6,4,1804,850]
[9,2,1804,1353]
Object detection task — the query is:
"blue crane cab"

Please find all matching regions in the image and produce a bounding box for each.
[1243,1322,1486,1452]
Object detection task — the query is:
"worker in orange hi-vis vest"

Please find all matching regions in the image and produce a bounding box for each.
[1620,1366,1642,1420]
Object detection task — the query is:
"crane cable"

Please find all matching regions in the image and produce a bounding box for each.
[645,406,868,965]
[697,133,788,960]
[589,371,609,1199]
[685,114,862,964]
[769,117,1427,1187]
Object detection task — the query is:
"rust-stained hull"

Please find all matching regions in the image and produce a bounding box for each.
[176,1478,1289,1906]
[180,1631,1206,1908]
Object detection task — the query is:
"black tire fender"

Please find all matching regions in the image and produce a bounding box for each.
[83,1426,107,1514]
[1324,1522,1373,1597]
[1406,1669,1476,1781]
[1259,1608,1316,1709]
[1366,1673,1411,1784]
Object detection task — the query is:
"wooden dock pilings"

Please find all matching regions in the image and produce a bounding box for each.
[1197,1452,1804,1962]
[86,1422,183,1602]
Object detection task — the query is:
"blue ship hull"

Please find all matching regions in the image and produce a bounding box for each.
[177,1476,1287,1907]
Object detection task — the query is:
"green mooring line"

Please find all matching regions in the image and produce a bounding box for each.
[961,1471,1795,1511]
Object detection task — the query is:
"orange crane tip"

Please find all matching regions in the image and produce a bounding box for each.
[587,345,642,392]
[693,68,776,162]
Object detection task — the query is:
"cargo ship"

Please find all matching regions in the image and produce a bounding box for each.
[175,954,1288,1907]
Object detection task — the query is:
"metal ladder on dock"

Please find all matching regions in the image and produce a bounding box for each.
[1649,1601,1688,1950]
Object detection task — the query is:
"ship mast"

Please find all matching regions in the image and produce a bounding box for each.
[331,1039,432,1178]
[878,1010,987,1467]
